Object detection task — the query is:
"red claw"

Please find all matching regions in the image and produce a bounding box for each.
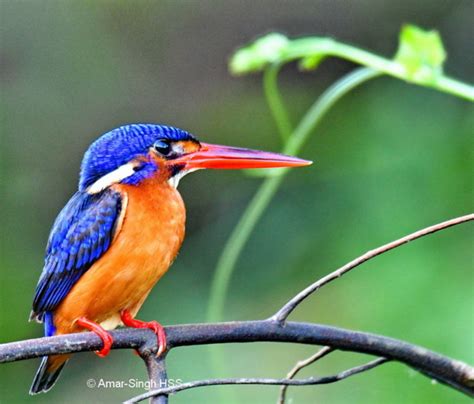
[120,309,167,357]
[76,317,114,357]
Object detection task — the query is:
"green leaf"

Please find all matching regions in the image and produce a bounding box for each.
[229,33,289,75]
[395,24,446,84]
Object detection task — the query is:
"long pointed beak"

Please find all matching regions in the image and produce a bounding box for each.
[173,143,312,170]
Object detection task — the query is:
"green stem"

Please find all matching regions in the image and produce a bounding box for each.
[283,38,474,101]
[263,63,292,141]
[206,67,381,322]
[435,76,474,101]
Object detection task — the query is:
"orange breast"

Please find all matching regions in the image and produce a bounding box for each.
[53,176,185,334]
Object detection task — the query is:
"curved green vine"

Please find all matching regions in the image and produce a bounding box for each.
[207,24,473,324]
[207,67,381,322]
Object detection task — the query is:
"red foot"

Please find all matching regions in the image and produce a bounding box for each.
[76,317,113,358]
[120,309,167,356]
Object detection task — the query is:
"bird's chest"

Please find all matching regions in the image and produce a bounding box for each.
[113,179,186,285]
[97,181,186,310]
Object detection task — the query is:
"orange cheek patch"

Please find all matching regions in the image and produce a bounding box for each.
[175,140,200,154]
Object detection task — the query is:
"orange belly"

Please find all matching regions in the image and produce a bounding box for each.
[53,177,185,334]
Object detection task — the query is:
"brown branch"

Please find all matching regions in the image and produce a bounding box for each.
[272,213,474,323]
[278,346,334,404]
[125,357,390,403]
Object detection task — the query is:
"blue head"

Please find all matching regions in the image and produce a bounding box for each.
[79,124,200,192]
[79,123,311,194]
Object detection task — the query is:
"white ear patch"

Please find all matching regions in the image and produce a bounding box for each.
[87,163,137,194]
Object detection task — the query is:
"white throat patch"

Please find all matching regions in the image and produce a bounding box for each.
[87,163,137,194]
[168,168,199,189]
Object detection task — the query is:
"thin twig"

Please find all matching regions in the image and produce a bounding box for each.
[125,357,390,403]
[278,346,334,404]
[272,213,474,323]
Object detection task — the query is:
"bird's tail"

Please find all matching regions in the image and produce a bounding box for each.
[29,354,70,395]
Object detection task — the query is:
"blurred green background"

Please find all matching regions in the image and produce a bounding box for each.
[1,1,473,403]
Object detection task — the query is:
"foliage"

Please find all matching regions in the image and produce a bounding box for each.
[394,24,446,83]
[229,26,472,99]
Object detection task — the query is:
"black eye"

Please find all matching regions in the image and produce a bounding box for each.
[153,139,172,155]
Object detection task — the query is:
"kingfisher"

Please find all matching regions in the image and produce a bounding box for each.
[29,123,311,394]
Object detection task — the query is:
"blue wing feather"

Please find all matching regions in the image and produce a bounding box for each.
[31,188,123,321]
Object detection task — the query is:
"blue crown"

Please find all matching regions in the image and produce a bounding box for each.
[79,124,194,190]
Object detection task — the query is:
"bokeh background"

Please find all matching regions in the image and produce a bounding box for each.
[1,1,473,403]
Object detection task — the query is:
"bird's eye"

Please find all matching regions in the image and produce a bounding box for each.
[153,139,172,156]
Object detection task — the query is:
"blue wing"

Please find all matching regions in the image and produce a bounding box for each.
[31,188,123,322]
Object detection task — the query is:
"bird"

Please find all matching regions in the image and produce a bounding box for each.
[29,123,311,394]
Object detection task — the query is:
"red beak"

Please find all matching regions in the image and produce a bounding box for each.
[173,143,312,170]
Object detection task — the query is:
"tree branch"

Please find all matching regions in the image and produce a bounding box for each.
[1,320,473,396]
[278,346,334,404]
[272,213,474,323]
[125,357,390,403]
[1,214,472,400]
